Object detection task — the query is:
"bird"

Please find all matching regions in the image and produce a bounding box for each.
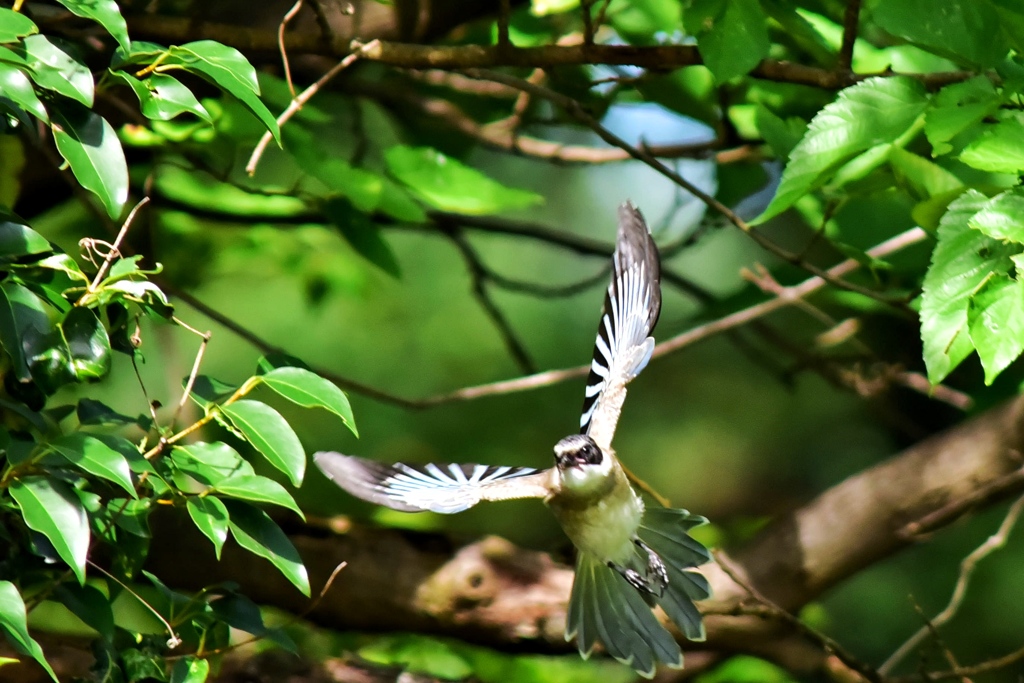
[314,201,711,677]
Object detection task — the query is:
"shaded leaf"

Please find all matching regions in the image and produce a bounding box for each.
[20,35,93,106]
[754,77,928,224]
[54,583,114,640]
[686,0,770,82]
[49,433,135,497]
[210,594,296,654]
[386,146,542,215]
[170,657,210,683]
[186,496,229,559]
[50,101,128,219]
[259,365,357,435]
[925,76,1001,156]
[324,198,400,278]
[0,581,57,682]
[219,400,305,486]
[54,0,130,52]
[875,0,1009,68]
[9,476,90,583]
[59,307,112,382]
[225,501,310,596]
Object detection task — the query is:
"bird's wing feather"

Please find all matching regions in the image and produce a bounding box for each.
[580,202,661,451]
[314,451,551,514]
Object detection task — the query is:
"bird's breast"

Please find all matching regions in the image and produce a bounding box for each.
[548,474,644,564]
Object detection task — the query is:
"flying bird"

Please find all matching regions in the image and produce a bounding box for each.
[315,202,711,677]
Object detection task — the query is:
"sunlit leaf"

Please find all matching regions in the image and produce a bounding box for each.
[20,35,93,106]
[968,276,1024,384]
[225,501,310,596]
[257,364,357,435]
[49,433,135,497]
[54,0,130,52]
[0,9,37,42]
[109,71,211,122]
[0,581,57,682]
[219,400,305,486]
[9,476,90,583]
[925,76,1001,156]
[386,146,542,215]
[754,77,928,224]
[58,307,112,382]
[165,41,280,143]
[968,186,1024,243]
[920,190,1017,382]
[959,117,1024,173]
[50,101,128,219]
[214,474,304,517]
[172,442,254,485]
[875,0,1009,68]
[170,656,210,683]
[186,496,229,559]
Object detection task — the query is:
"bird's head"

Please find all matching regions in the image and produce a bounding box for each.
[553,434,613,495]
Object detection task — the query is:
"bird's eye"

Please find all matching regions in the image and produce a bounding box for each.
[583,444,601,464]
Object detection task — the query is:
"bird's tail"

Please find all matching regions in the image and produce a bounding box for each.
[564,507,711,678]
[637,507,712,642]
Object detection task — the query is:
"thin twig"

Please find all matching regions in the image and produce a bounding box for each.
[888,644,1024,683]
[278,0,305,98]
[88,560,181,648]
[447,229,536,374]
[78,197,150,303]
[246,39,381,176]
[714,550,883,683]
[838,0,862,72]
[880,494,1024,675]
[171,316,212,426]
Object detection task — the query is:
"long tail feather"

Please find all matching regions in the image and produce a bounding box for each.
[638,507,712,642]
[566,553,682,678]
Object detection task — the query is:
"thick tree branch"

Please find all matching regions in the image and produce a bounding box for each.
[107,16,974,90]
[145,396,1024,672]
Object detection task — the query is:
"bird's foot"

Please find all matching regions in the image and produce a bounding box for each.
[635,539,669,595]
[609,561,657,596]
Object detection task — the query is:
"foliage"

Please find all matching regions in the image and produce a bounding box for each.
[1,0,1024,681]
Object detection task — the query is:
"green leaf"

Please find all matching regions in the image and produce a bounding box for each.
[225,501,310,596]
[186,496,229,560]
[50,101,128,219]
[960,117,1024,173]
[0,281,49,382]
[107,497,151,537]
[753,77,928,224]
[209,593,296,654]
[0,9,37,42]
[54,0,130,52]
[53,583,114,640]
[875,0,1009,68]
[9,476,90,583]
[109,71,211,122]
[386,145,543,215]
[888,147,963,200]
[0,62,48,123]
[58,306,113,381]
[49,433,135,497]
[925,77,1001,156]
[20,35,93,106]
[0,581,57,682]
[219,400,305,487]
[170,656,210,683]
[258,365,357,435]
[0,208,50,261]
[685,0,770,82]
[920,190,1017,383]
[323,198,400,278]
[172,442,254,485]
[214,474,303,517]
[165,41,280,144]
[968,187,1024,243]
[968,276,1024,384]
[754,105,806,161]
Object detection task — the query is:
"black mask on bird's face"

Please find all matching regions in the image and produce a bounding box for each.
[554,434,603,469]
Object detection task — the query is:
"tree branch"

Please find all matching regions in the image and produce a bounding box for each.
[144,396,1024,672]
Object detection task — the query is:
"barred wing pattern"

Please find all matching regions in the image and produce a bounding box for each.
[313,451,551,514]
[580,202,662,450]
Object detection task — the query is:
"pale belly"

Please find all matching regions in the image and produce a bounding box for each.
[550,485,644,564]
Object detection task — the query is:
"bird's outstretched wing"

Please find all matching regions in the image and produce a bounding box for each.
[314,451,552,514]
[580,202,662,450]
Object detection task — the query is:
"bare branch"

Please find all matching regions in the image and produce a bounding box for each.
[880,494,1024,675]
